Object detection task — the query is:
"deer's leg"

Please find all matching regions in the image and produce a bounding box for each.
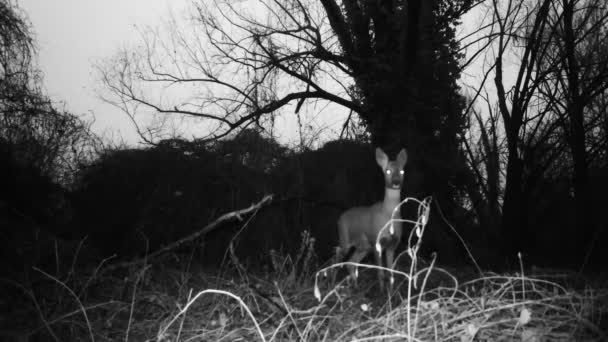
[386,248,396,287]
[347,247,369,285]
[374,249,385,287]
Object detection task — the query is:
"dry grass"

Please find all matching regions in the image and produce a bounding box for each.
[1,198,606,341]
[1,248,607,341]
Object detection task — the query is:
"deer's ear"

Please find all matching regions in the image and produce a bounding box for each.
[397,149,408,168]
[375,148,388,169]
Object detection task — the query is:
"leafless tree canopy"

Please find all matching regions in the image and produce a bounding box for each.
[0,1,101,186]
[462,0,608,264]
[99,0,358,143]
[99,0,473,147]
[98,0,608,265]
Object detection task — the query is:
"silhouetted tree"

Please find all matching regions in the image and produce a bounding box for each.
[0,1,98,226]
[464,0,608,266]
[540,0,608,265]
[100,0,477,212]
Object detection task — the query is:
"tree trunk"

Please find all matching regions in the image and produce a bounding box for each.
[570,103,590,264]
[500,147,526,266]
[562,0,590,266]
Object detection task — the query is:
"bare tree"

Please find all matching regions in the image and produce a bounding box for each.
[98,0,363,144]
[0,1,100,186]
[0,0,35,109]
[587,89,608,162]
[540,0,608,264]
[461,0,567,261]
[98,0,476,144]
[462,0,608,265]
[99,0,480,221]
[462,98,503,235]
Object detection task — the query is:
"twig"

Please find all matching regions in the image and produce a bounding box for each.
[34,267,95,342]
[159,289,267,342]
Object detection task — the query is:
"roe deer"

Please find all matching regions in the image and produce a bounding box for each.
[337,147,407,287]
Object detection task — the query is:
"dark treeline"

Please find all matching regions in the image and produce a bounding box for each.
[4,128,608,272]
[2,0,608,276]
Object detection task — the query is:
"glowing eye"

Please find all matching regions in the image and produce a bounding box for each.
[400,170,405,175]
[386,170,391,174]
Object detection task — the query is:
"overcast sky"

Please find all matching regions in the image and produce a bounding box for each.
[18,0,485,147]
[19,0,190,145]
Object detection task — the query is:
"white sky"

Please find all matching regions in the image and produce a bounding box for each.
[19,0,190,145]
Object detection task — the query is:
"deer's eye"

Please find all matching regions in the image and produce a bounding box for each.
[400,170,405,175]
[386,169,391,174]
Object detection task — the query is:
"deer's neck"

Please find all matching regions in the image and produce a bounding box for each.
[382,188,402,212]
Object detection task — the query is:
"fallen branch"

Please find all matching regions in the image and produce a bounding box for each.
[102,194,274,273]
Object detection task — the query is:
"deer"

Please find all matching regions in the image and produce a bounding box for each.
[337,147,407,288]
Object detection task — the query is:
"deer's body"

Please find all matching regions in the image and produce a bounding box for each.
[337,148,407,287]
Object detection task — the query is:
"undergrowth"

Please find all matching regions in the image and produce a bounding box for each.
[1,198,607,341]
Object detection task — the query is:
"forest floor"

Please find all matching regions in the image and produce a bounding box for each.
[1,237,607,342]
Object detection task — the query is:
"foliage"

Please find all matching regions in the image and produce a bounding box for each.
[0,1,99,231]
[71,130,283,259]
[69,136,428,264]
